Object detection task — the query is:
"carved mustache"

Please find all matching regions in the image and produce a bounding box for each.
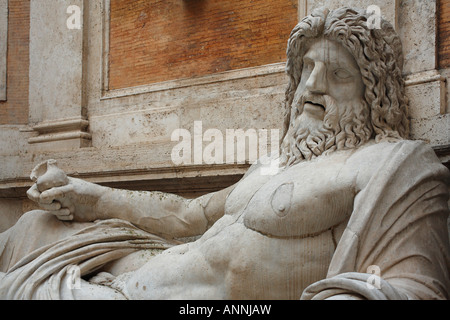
[300,92,327,110]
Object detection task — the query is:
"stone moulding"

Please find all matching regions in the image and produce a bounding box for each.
[101,62,287,100]
[27,117,91,144]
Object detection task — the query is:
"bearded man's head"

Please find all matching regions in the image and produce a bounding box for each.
[279,7,410,167]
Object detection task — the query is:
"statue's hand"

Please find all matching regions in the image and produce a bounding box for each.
[26,160,104,222]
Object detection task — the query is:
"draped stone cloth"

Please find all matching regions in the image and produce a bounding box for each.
[301,141,450,300]
[0,219,175,299]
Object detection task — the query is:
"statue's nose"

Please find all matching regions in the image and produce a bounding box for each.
[306,62,327,94]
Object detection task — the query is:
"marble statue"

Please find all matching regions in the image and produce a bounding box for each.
[1,7,449,300]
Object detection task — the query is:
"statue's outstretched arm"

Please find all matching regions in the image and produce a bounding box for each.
[26,159,236,239]
[93,182,235,239]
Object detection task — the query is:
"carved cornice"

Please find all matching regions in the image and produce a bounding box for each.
[0,163,249,198]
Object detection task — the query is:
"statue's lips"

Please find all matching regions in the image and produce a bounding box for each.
[304,101,325,118]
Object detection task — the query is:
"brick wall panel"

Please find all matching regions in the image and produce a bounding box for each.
[109,0,298,90]
[0,0,29,125]
[439,0,450,69]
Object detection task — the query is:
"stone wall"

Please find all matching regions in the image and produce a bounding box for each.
[0,0,449,232]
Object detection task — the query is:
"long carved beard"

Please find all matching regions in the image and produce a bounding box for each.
[280,95,373,167]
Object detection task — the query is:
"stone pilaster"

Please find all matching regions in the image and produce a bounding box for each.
[28,0,90,151]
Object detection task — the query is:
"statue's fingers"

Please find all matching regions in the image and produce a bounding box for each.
[39,201,62,211]
[26,184,41,203]
[58,215,74,221]
[40,184,74,204]
[49,208,73,221]
[56,209,74,221]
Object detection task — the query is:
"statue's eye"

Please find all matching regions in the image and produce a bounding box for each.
[334,69,352,79]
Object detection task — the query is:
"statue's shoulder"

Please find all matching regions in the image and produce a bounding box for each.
[348,139,443,191]
[351,139,437,163]
[241,152,280,179]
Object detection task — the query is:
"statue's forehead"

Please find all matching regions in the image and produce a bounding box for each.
[303,38,359,71]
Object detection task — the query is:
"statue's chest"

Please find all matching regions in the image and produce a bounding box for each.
[226,155,356,238]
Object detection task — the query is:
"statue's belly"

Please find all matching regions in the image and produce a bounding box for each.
[220,222,341,299]
[240,160,355,238]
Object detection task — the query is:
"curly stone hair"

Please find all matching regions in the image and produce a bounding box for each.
[281,6,410,145]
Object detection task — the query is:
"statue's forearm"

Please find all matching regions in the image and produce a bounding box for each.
[93,186,210,238]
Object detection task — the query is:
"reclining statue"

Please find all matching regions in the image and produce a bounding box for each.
[1,6,449,300]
